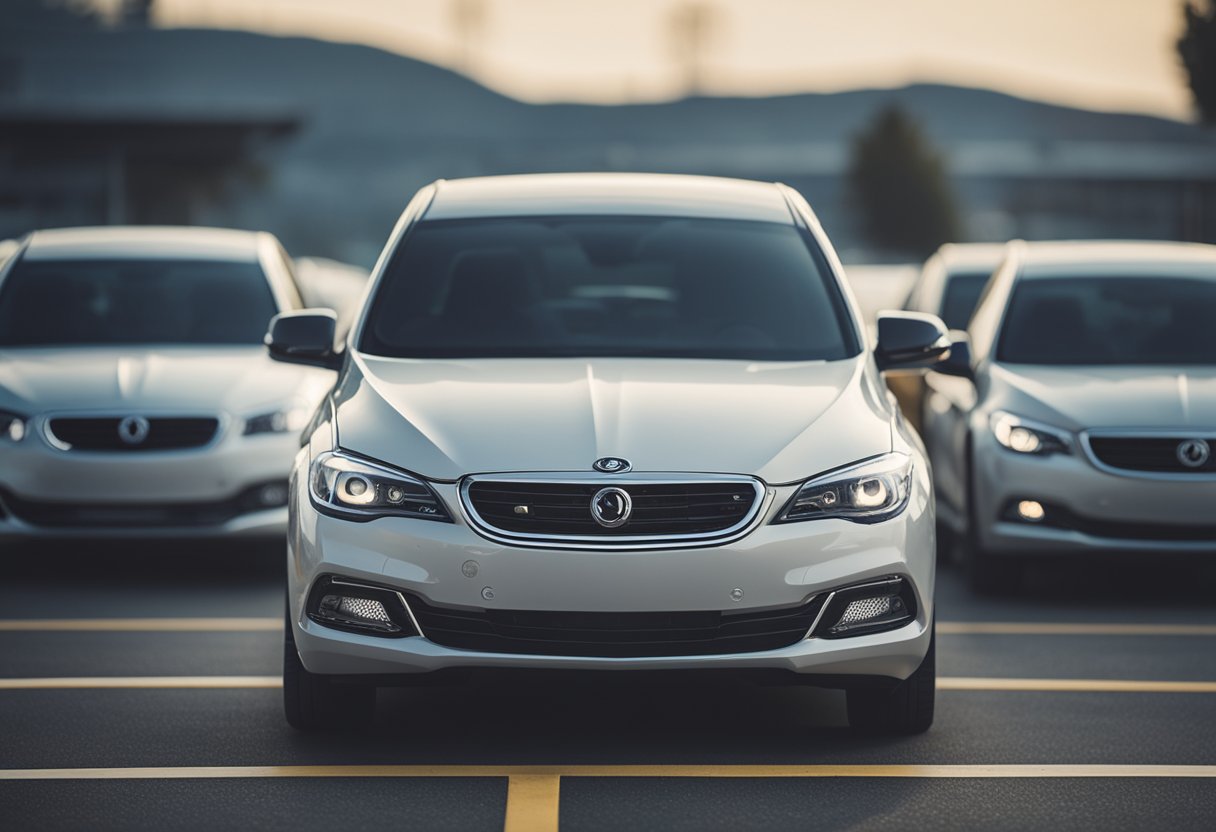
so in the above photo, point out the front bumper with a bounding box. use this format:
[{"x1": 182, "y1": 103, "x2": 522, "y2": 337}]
[
  {"x1": 0, "y1": 424, "x2": 298, "y2": 540},
  {"x1": 288, "y1": 467, "x2": 937, "y2": 681},
  {"x1": 973, "y1": 430, "x2": 1216, "y2": 556}
]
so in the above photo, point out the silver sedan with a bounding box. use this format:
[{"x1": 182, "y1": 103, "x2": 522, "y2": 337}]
[{"x1": 922, "y1": 240, "x2": 1216, "y2": 591}]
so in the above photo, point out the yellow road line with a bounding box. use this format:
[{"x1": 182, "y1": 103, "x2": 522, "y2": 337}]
[
  {"x1": 0, "y1": 618, "x2": 281, "y2": 633},
  {"x1": 938, "y1": 622, "x2": 1216, "y2": 637},
  {"x1": 503, "y1": 774, "x2": 560, "y2": 832},
  {"x1": 2, "y1": 764, "x2": 1216, "y2": 781},
  {"x1": 3, "y1": 676, "x2": 1215, "y2": 693},
  {"x1": 0, "y1": 676, "x2": 281, "y2": 690},
  {"x1": 939, "y1": 677, "x2": 1216, "y2": 693}
]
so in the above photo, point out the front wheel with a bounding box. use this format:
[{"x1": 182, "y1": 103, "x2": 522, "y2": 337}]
[
  {"x1": 846, "y1": 623, "x2": 935, "y2": 735},
  {"x1": 283, "y1": 607, "x2": 376, "y2": 730}
]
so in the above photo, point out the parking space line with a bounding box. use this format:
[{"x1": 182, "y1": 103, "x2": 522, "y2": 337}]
[
  {"x1": 939, "y1": 677, "x2": 1216, "y2": 693},
  {"x1": 939, "y1": 622, "x2": 1216, "y2": 636},
  {"x1": 0, "y1": 618, "x2": 281, "y2": 632},
  {"x1": 3, "y1": 676, "x2": 1216, "y2": 692},
  {"x1": 503, "y1": 774, "x2": 560, "y2": 832},
  {"x1": 2, "y1": 764, "x2": 1216, "y2": 780},
  {"x1": 0, "y1": 676, "x2": 281, "y2": 690}
]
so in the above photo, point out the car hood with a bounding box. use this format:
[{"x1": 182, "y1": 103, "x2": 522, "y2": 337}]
[
  {"x1": 334, "y1": 355, "x2": 893, "y2": 483},
  {"x1": 0, "y1": 346, "x2": 334, "y2": 416},
  {"x1": 994, "y1": 364, "x2": 1216, "y2": 429}
]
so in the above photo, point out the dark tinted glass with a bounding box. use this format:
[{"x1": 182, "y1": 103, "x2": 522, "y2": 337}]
[
  {"x1": 361, "y1": 217, "x2": 855, "y2": 360},
  {"x1": 998, "y1": 276, "x2": 1216, "y2": 365},
  {"x1": 0, "y1": 258, "x2": 278, "y2": 347},
  {"x1": 939, "y1": 271, "x2": 989, "y2": 330}
]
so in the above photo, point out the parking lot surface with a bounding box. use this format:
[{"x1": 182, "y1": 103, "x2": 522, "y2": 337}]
[{"x1": 2, "y1": 544, "x2": 1215, "y2": 831}]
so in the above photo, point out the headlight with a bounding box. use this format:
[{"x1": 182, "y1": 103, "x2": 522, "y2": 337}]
[
  {"x1": 777, "y1": 453, "x2": 912, "y2": 523},
  {"x1": 0, "y1": 410, "x2": 26, "y2": 443},
  {"x1": 990, "y1": 411, "x2": 1070, "y2": 456},
  {"x1": 309, "y1": 450, "x2": 450, "y2": 522},
  {"x1": 244, "y1": 405, "x2": 311, "y2": 436}
]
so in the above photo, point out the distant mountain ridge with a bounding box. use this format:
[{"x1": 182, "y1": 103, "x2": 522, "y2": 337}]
[{"x1": 4, "y1": 14, "x2": 1211, "y2": 261}]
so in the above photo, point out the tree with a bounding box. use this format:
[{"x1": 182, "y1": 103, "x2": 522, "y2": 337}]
[
  {"x1": 1180, "y1": 1, "x2": 1216, "y2": 123},
  {"x1": 846, "y1": 105, "x2": 961, "y2": 257}
]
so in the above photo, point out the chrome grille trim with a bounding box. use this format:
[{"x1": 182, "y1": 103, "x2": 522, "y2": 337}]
[
  {"x1": 1080, "y1": 428, "x2": 1216, "y2": 481},
  {"x1": 459, "y1": 472, "x2": 770, "y2": 550}
]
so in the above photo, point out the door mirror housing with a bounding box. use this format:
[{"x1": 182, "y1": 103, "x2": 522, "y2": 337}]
[
  {"x1": 934, "y1": 331, "x2": 974, "y2": 380},
  {"x1": 266, "y1": 309, "x2": 342, "y2": 370},
  {"x1": 875, "y1": 311, "x2": 950, "y2": 371}
]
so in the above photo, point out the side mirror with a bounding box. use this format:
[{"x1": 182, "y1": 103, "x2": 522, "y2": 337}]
[
  {"x1": 934, "y1": 331, "x2": 974, "y2": 380},
  {"x1": 875, "y1": 311, "x2": 950, "y2": 371},
  {"x1": 265, "y1": 309, "x2": 342, "y2": 371}
]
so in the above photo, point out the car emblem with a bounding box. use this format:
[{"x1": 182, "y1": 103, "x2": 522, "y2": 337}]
[
  {"x1": 1176, "y1": 438, "x2": 1210, "y2": 469},
  {"x1": 593, "y1": 457, "x2": 632, "y2": 474},
  {"x1": 590, "y1": 486, "x2": 633, "y2": 528},
  {"x1": 117, "y1": 415, "x2": 151, "y2": 445}
]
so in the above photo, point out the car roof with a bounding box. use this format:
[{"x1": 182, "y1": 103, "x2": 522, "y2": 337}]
[
  {"x1": 21, "y1": 226, "x2": 263, "y2": 263},
  {"x1": 423, "y1": 173, "x2": 795, "y2": 223},
  {"x1": 1012, "y1": 240, "x2": 1216, "y2": 276},
  {"x1": 935, "y1": 242, "x2": 1008, "y2": 271}
]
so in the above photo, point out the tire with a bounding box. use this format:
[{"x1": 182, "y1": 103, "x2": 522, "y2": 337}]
[
  {"x1": 846, "y1": 623, "x2": 936, "y2": 735},
  {"x1": 283, "y1": 605, "x2": 376, "y2": 730}
]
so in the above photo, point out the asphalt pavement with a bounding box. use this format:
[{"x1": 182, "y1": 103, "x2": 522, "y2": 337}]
[{"x1": 2, "y1": 543, "x2": 1215, "y2": 831}]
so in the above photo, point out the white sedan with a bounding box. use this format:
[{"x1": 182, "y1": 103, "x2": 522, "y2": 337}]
[{"x1": 0, "y1": 226, "x2": 335, "y2": 540}]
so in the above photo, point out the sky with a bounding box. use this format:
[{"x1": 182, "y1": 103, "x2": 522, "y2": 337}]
[{"x1": 132, "y1": 0, "x2": 1193, "y2": 119}]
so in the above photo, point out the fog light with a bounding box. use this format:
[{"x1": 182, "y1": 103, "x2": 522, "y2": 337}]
[
  {"x1": 258, "y1": 483, "x2": 288, "y2": 507},
  {"x1": 317, "y1": 593, "x2": 400, "y2": 633},
  {"x1": 1016, "y1": 500, "x2": 1045, "y2": 522},
  {"x1": 814, "y1": 575, "x2": 916, "y2": 639}
]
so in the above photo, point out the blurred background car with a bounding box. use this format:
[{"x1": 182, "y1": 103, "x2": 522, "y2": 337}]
[
  {"x1": 921, "y1": 240, "x2": 1216, "y2": 591},
  {"x1": 292, "y1": 256, "x2": 370, "y2": 341},
  {"x1": 0, "y1": 226, "x2": 336, "y2": 542},
  {"x1": 887, "y1": 243, "x2": 1007, "y2": 432}
]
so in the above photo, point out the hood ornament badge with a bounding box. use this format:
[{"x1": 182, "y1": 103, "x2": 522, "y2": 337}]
[
  {"x1": 593, "y1": 457, "x2": 631, "y2": 474},
  {"x1": 591, "y1": 486, "x2": 633, "y2": 528},
  {"x1": 1177, "y1": 438, "x2": 1210, "y2": 469},
  {"x1": 118, "y1": 415, "x2": 151, "y2": 445}
]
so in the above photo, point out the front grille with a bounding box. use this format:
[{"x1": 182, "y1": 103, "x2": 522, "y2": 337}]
[
  {"x1": 47, "y1": 417, "x2": 220, "y2": 451},
  {"x1": 0, "y1": 481, "x2": 286, "y2": 528},
  {"x1": 1087, "y1": 436, "x2": 1216, "y2": 473},
  {"x1": 464, "y1": 478, "x2": 763, "y2": 544},
  {"x1": 404, "y1": 593, "x2": 826, "y2": 658}
]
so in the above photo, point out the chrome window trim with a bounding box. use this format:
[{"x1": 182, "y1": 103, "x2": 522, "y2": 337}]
[
  {"x1": 459, "y1": 472, "x2": 770, "y2": 550},
  {"x1": 39, "y1": 411, "x2": 230, "y2": 454},
  {"x1": 1080, "y1": 427, "x2": 1216, "y2": 482}
]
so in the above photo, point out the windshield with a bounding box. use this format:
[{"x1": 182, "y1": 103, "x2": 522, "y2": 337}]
[
  {"x1": 998, "y1": 276, "x2": 1216, "y2": 365},
  {"x1": 939, "y1": 271, "x2": 989, "y2": 330},
  {"x1": 0, "y1": 258, "x2": 279, "y2": 347},
  {"x1": 360, "y1": 217, "x2": 856, "y2": 361}
]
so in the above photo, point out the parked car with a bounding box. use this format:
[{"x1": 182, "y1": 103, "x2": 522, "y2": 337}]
[
  {"x1": 921, "y1": 240, "x2": 1216, "y2": 591},
  {"x1": 271, "y1": 173, "x2": 949, "y2": 733},
  {"x1": 888, "y1": 243, "x2": 1006, "y2": 433},
  {"x1": 0, "y1": 226, "x2": 335, "y2": 541}
]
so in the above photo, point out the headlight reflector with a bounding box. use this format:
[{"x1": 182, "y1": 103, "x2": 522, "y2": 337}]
[
  {"x1": 990, "y1": 411, "x2": 1070, "y2": 456},
  {"x1": 309, "y1": 450, "x2": 450, "y2": 522},
  {"x1": 778, "y1": 453, "x2": 912, "y2": 523}
]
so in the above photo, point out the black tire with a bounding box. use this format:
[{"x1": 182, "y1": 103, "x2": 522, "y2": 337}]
[
  {"x1": 846, "y1": 623, "x2": 936, "y2": 735},
  {"x1": 283, "y1": 606, "x2": 376, "y2": 730}
]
